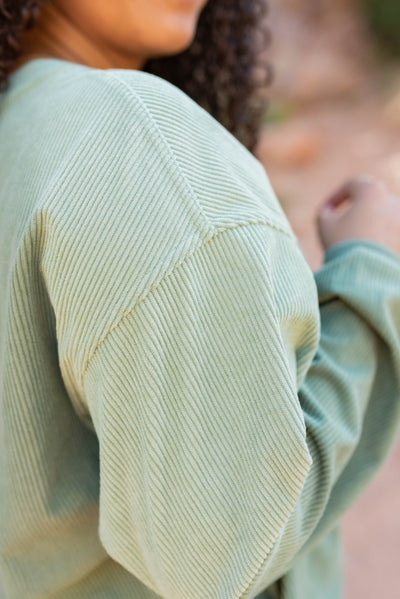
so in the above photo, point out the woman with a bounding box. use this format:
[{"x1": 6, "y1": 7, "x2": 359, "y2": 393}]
[{"x1": 0, "y1": 2, "x2": 399, "y2": 598}]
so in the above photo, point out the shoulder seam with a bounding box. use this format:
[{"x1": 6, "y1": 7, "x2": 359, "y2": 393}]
[
  {"x1": 81, "y1": 220, "x2": 291, "y2": 383},
  {"x1": 104, "y1": 71, "x2": 295, "y2": 241},
  {"x1": 103, "y1": 72, "x2": 295, "y2": 241},
  {"x1": 104, "y1": 70, "x2": 216, "y2": 234}
]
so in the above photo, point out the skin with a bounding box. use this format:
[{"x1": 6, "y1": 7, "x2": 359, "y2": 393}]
[
  {"x1": 12, "y1": 0, "x2": 400, "y2": 256},
  {"x1": 12, "y1": 0, "x2": 209, "y2": 72},
  {"x1": 319, "y1": 177, "x2": 400, "y2": 255}
]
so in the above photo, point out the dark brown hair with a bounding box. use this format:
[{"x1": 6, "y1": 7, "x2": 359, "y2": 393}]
[{"x1": 0, "y1": 0, "x2": 272, "y2": 153}]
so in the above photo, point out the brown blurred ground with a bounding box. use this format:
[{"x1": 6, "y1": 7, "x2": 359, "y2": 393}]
[{"x1": 257, "y1": 1, "x2": 400, "y2": 596}]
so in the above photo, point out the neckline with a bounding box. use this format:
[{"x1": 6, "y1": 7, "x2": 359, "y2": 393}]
[
  {"x1": 4, "y1": 57, "x2": 151, "y2": 102},
  {"x1": 10, "y1": 56, "x2": 83, "y2": 78},
  {"x1": 5, "y1": 57, "x2": 93, "y2": 97}
]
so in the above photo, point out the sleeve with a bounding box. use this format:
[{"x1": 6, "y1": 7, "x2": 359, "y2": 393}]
[
  {"x1": 251, "y1": 240, "x2": 400, "y2": 596},
  {"x1": 81, "y1": 225, "x2": 400, "y2": 599},
  {"x1": 82, "y1": 223, "x2": 314, "y2": 599},
  {"x1": 283, "y1": 241, "x2": 400, "y2": 559}
]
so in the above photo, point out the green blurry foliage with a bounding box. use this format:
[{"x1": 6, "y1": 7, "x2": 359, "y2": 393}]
[
  {"x1": 363, "y1": 0, "x2": 400, "y2": 56},
  {"x1": 262, "y1": 101, "x2": 294, "y2": 125}
]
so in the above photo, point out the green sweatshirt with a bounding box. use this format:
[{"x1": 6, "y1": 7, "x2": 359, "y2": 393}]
[{"x1": 0, "y1": 58, "x2": 399, "y2": 599}]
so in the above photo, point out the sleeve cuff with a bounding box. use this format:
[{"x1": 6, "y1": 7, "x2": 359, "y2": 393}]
[
  {"x1": 315, "y1": 239, "x2": 400, "y2": 307},
  {"x1": 323, "y1": 239, "x2": 400, "y2": 267}
]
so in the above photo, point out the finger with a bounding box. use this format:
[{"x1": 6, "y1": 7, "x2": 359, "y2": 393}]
[
  {"x1": 320, "y1": 175, "x2": 386, "y2": 215},
  {"x1": 321, "y1": 179, "x2": 356, "y2": 211},
  {"x1": 348, "y1": 174, "x2": 387, "y2": 199}
]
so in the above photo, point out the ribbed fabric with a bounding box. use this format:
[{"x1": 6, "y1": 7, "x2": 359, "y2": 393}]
[{"x1": 0, "y1": 58, "x2": 399, "y2": 599}]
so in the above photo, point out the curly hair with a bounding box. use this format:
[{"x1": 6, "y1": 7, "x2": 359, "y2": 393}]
[{"x1": 0, "y1": 0, "x2": 272, "y2": 153}]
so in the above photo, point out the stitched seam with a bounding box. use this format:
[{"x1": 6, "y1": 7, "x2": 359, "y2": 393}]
[
  {"x1": 81, "y1": 220, "x2": 296, "y2": 382},
  {"x1": 105, "y1": 70, "x2": 216, "y2": 235},
  {"x1": 105, "y1": 71, "x2": 296, "y2": 240}
]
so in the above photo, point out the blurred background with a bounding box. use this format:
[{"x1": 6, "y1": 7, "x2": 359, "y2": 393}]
[{"x1": 255, "y1": 1, "x2": 400, "y2": 597}]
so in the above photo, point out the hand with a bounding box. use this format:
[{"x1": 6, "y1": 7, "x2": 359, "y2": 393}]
[{"x1": 317, "y1": 176, "x2": 400, "y2": 255}]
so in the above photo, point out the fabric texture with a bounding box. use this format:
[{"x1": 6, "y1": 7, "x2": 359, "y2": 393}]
[{"x1": 0, "y1": 58, "x2": 399, "y2": 599}]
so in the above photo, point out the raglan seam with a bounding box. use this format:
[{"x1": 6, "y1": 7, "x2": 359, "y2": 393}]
[
  {"x1": 104, "y1": 70, "x2": 296, "y2": 241},
  {"x1": 104, "y1": 69, "x2": 216, "y2": 236}
]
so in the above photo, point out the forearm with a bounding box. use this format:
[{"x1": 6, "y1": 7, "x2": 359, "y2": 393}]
[
  {"x1": 299, "y1": 241, "x2": 400, "y2": 549},
  {"x1": 249, "y1": 241, "x2": 400, "y2": 596}
]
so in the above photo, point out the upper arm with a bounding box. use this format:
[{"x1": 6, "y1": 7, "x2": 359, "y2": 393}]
[{"x1": 82, "y1": 223, "x2": 314, "y2": 599}]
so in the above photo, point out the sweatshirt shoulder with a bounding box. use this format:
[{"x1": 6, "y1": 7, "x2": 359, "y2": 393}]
[
  {"x1": 107, "y1": 67, "x2": 294, "y2": 236},
  {"x1": 57, "y1": 63, "x2": 293, "y2": 237},
  {"x1": 11, "y1": 59, "x2": 293, "y2": 238}
]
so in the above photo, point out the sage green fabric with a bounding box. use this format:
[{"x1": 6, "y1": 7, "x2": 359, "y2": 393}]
[{"x1": 0, "y1": 58, "x2": 399, "y2": 599}]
